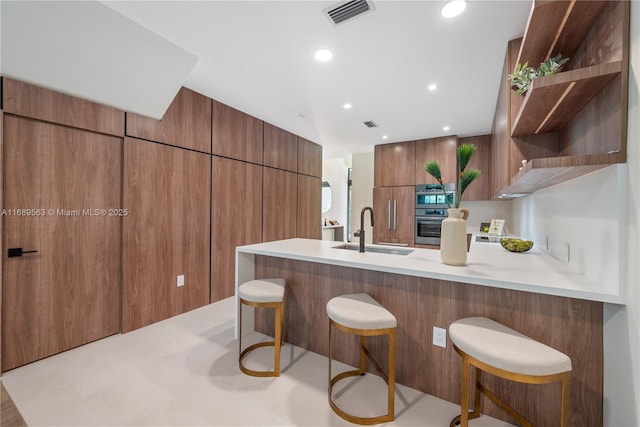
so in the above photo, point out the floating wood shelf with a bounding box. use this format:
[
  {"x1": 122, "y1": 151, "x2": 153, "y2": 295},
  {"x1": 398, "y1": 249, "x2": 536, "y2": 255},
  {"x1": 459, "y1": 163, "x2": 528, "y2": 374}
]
[
  {"x1": 515, "y1": 0, "x2": 609, "y2": 69},
  {"x1": 511, "y1": 61, "x2": 622, "y2": 137},
  {"x1": 496, "y1": 151, "x2": 625, "y2": 197}
]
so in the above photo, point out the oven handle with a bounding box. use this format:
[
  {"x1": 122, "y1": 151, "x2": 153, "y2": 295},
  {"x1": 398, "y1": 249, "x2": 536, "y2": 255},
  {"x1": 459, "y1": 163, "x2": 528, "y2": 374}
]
[{"x1": 387, "y1": 200, "x2": 391, "y2": 230}]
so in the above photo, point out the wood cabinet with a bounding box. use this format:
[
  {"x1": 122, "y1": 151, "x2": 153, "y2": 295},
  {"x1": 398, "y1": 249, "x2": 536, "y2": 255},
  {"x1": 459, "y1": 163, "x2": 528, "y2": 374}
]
[
  {"x1": 297, "y1": 137, "x2": 322, "y2": 177},
  {"x1": 460, "y1": 135, "x2": 491, "y2": 201},
  {"x1": 122, "y1": 138, "x2": 210, "y2": 332},
  {"x1": 297, "y1": 174, "x2": 322, "y2": 239},
  {"x1": 126, "y1": 87, "x2": 212, "y2": 153},
  {"x1": 2, "y1": 77, "x2": 124, "y2": 136},
  {"x1": 414, "y1": 136, "x2": 458, "y2": 185},
  {"x1": 372, "y1": 186, "x2": 414, "y2": 246},
  {"x1": 211, "y1": 156, "x2": 262, "y2": 302},
  {"x1": 264, "y1": 123, "x2": 297, "y2": 172},
  {"x1": 212, "y1": 101, "x2": 263, "y2": 164},
  {"x1": 374, "y1": 141, "x2": 415, "y2": 187},
  {"x1": 491, "y1": 1, "x2": 628, "y2": 198},
  {"x1": 263, "y1": 167, "x2": 297, "y2": 242}
]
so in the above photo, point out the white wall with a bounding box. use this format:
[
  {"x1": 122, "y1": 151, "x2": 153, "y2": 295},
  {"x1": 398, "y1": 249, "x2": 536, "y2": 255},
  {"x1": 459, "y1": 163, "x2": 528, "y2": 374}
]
[
  {"x1": 510, "y1": 4, "x2": 640, "y2": 424},
  {"x1": 462, "y1": 200, "x2": 512, "y2": 231},
  {"x1": 322, "y1": 158, "x2": 350, "y2": 229},
  {"x1": 351, "y1": 152, "x2": 374, "y2": 243}
]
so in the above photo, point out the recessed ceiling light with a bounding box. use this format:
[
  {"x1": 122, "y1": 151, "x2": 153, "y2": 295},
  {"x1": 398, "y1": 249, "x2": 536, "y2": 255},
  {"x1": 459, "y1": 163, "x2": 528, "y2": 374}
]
[
  {"x1": 315, "y1": 48, "x2": 333, "y2": 61},
  {"x1": 382, "y1": 135, "x2": 388, "y2": 140},
  {"x1": 427, "y1": 83, "x2": 438, "y2": 91},
  {"x1": 343, "y1": 103, "x2": 353, "y2": 110},
  {"x1": 441, "y1": 0, "x2": 467, "y2": 18},
  {"x1": 443, "y1": 126, "x2": 450, "y2": 131}
]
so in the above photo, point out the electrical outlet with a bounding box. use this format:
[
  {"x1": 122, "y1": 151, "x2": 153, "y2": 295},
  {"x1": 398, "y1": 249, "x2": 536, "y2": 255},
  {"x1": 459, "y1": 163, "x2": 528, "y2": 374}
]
[
  {"x1": 433, "y1": 326, "x2": 446, "y2": 348},
  {"x1": 177, "y1": 275, "x2": 184, "y2": 287}
]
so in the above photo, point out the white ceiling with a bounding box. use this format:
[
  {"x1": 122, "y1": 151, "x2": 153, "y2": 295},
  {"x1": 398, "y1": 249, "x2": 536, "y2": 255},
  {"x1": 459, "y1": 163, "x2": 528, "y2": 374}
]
[{"x1": 2, "y1": 1, "x2": 532, "y2": 159}]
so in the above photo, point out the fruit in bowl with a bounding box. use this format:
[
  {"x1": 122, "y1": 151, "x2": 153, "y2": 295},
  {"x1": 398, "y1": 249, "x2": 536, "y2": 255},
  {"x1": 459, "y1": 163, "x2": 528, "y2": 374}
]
[{"x1": 500, "y1": 238, "x2": 533, "y2": 253}]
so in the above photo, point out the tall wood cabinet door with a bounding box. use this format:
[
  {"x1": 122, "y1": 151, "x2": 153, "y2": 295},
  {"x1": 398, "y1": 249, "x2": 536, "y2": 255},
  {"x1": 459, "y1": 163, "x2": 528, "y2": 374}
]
[
  {"x1": 392, "y1": 186, "x2": 415, "y2": 246},
  {"x1": 415, "y1": 136, "x2": 458, "y2": 185},
  {"x1": 374, "y1": 142, "x2": 415, "y2": 187},
  {"x1": 126, "y1": 87, "x2": 212, "y2": 153},
  {"x1": 2, "y1": 116, "x2": 121, "y2": 371},
  {"x1": 297, "y1": 175, "x2": 321, "y2": 239},
  {"x1": 212, "y1": 101, "x2": 263, "y2": 164},
  {"x1": 264, "y1": 123, "x2": 297, "y2": 172},
  {"x1": 297, "y1": 138, "x2": 322, "y2": 177},
  {"x1": 123, "y1": 138, "x2": 210, "y2": 332},
  {"x1": 263, "y1": 167, "x2": 297, "y2": 242},
  {"x1": 460, "y1": 135, "x2": 491, "y2": 201},
  {"x1": 212, "y1": 157, "x2": 262, "y2": 301},
  {"x1": 372, "y1": 187, "x2": 394, "y2": 243}
]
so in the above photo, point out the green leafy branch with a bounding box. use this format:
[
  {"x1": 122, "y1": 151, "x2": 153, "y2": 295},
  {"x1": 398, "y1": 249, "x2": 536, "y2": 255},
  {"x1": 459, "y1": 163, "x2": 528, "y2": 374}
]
[
  {"x1": 423, "y1": 143, "x2": 481, "y2": 208},
  {"x1": 508, "y1": 54, "x2": 570, "y2": 95}
]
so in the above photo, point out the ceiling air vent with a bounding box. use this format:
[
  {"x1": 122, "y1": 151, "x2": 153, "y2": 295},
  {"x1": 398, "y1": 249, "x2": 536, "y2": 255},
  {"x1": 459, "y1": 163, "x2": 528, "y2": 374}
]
[
  {"x1": 363, "y1": 120, "x2": 379, "y2": 128},
  {"x1": 324, "y1": 0, "x2": 375, "y2": 25}
]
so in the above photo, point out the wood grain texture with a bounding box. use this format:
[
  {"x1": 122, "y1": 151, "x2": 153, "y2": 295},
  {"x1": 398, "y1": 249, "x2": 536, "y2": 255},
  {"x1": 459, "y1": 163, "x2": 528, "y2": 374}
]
[
  {"x1": 211, "y1": 156, "x2": 262, "y2": 302},
  {"x1": 126, "y1": 87, "x2": 212, "y2": 153},
  {"x1": 414, "y1": 136, "x2": 458, "y2": 185},
  {"x1": 2, "y1": 77, "x2": 124, "y2": 136},
  {"x1": 255, "y1": 256, "x2": 603, "y2": 426},
  {"x1": 2, "y1": 116, "x2": 121, "y2": 371},
  {"x1": 262, "y1": 167, "x2": 297, "y2": 242},
  {"x1": 122, "y1": 138, "x2": 210, "y2": 332},
  {"x1": 297, "y1": 175, "x2": 321, "y2": 239},
  {"x1": 374, "y1": 142, "x2": 416, "y2": 187},
  {"x1": 263, "y1": 123, "x2": 297, "y2": 172},
  {"x1": 372, "y1": 186, "x2": 414, "y2": 246},
  {"x1": 212, "y1": 101, "x2": 263, "y2": 164},
  {"x1": 372, "y1": 187, "x2": 394, "y2": 243},
  {"x1": 297, "y1": 138, "x2": 323, "y2": 178},
  {"x1": 570, "y1": 1, "x2": 625, "y2": 69},
  {"x1": 392, "y1": 186, "x2": 415, "y2": 246},
  {"x1": 459, "y1": 135, "x2": 491, "y2": 201}
]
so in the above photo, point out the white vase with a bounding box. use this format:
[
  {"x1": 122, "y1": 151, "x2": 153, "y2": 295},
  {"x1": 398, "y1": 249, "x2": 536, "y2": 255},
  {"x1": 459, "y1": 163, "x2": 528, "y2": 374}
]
[{"x1": 440, "y1": 208, "x2": 469, "y2": 266}]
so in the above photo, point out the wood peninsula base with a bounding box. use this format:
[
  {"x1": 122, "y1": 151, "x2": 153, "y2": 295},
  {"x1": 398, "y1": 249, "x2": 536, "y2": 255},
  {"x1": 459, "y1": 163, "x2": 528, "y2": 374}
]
[{"x1": 253, "y1": 255, "x2": 602, "y2": 426}]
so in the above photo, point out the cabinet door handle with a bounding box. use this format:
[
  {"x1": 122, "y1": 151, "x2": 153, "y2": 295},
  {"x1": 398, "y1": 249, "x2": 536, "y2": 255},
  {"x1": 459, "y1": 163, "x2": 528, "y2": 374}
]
[
  {"x1": 387, "y1": 200, "x2": 391, "y2": 230},
  {"x1": 393, "y1": 200, "x2": 397, "y2": 230},
  {"x1": 8, "y1": 247, "x2": 38, "y2": 258}
]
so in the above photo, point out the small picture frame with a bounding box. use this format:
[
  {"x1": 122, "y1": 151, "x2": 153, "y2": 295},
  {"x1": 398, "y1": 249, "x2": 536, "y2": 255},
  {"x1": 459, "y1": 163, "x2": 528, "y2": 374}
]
[{"x1": 489, "y1": 219, "x2": 505, "y2": 236}]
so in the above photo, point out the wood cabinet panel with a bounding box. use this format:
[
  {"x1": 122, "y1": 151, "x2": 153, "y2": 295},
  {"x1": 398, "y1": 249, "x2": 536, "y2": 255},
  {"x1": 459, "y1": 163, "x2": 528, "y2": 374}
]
[
  {"x1": 459, "y1": 135, "x2": 491, "y2": 201},
  {"x1": 2, "y1": 77, "x2": 124, "y2": 136},
  {"x1": 263, "y1": 123, "x2": 297, "y2": 172},
  {"x1": 2, "y1": 116, "x2": 121, "y2": 371},
  {"x1": 414, "y1": 136, "x2": 458, "y2": 185},
  {"x1": 262, "y1": 167, "x2": 297, "y2": 242},
  {"x1": 211, "y1": 156, "x2": 262, "y2": 302},
  {"x1": 255, "y1": 256, "x2": 603, "y2": 426},
  {"x1": 126, "y1": 87, "x2": 212, "y2": 153},
  {"x1": 123, "y1": 138, "x2": 210, "y2": 332},
  {"x1": 297, "y1": 175, "x2": 321, "y2": 239},
  {"x1": 297, "y1": 137, "x2": 322, "y2": 177},
  {"x1": 372, "y1": 186, "x2": 414, "y2": 246},
  {"x1": 374, "y1": 141, "x2": 415, "y2": 187},
  {"x1": 212, "y1": 101, "x2": 263, "y2": 164}
]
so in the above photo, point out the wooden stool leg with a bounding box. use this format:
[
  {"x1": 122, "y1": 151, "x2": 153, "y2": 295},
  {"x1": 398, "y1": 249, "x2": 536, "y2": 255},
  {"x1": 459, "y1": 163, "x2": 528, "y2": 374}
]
[
  {"x1": 561, "y1": 374, "x2": 571, "y2": 427},
  {"x1": 274, "y1": 301, "x2": 283, "y2": 376},
  {"x1": 471, "y1": 367, "x2": 482, "y2": 419},
  {"x1": 460, "y1": 358, "x2": 471, "y2": 427},
  {"x1": 388, "y1": 329, "x2": 396, "y2": 420},
  {"x1": 359, "y1": 336, "x2": 366, "y2": 374},
  {"x1": 328, "y1": 319, "x2": 333, "y2": 400}
]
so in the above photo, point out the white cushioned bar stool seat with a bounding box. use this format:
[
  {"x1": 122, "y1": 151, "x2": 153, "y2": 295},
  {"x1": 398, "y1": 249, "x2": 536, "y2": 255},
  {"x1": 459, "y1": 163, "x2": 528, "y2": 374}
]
[
  {"x1": 238, "y1": 278, "x2": 285, "y2": 377},
  {"x1": 326, "y1": 293, "x2": 397, "y2": 425},
  {"x1": 448, "y1": 316, "x2": 572, "y2": 427}
]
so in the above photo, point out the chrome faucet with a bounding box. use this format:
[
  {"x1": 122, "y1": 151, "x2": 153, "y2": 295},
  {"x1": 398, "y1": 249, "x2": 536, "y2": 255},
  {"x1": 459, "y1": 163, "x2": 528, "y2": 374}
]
[{"x1": 354, "y1": 207, "x2": 375, "y2": 253}]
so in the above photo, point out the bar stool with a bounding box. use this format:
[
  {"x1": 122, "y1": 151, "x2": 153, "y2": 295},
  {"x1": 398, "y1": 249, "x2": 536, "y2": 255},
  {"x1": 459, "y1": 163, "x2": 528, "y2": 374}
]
[
  {"x1": 238, "y1": 278, "x2": 285, "y2": 377},
  {"x1": 326, "y1": 293, "x2": 397, "y2": 425},
  {"x1": 449, "y1": 317, "x2": 572, "y2": 427}
]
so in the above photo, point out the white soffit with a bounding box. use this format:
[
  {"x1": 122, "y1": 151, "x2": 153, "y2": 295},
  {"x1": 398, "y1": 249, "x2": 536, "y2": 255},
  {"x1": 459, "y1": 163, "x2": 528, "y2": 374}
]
[{"x1": 0, "y1": 1, "x2": 198, "y2": 119}]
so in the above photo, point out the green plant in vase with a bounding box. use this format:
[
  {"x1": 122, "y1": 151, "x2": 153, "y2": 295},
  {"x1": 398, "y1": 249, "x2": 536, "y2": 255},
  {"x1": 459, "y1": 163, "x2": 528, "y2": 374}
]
[
  {"x1": 423, "y1": 143, "x2": 481, "y2": 208},
  {"x1": 508, "y1": 54, "x2": 570, "y2": 95}
]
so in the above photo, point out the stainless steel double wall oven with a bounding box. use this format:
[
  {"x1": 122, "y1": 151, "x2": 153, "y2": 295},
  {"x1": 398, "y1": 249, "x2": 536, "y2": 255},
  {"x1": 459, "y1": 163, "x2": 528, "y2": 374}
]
[{"x1": 415, "y1": 183, "x2": 455, "y2": 245}]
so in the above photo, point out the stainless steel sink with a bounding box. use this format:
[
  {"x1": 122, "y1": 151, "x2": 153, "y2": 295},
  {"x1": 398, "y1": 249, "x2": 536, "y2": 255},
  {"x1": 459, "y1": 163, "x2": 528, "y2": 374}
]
[{"x1": 332, "y1": 243, "x2": 414, "y2": 256}]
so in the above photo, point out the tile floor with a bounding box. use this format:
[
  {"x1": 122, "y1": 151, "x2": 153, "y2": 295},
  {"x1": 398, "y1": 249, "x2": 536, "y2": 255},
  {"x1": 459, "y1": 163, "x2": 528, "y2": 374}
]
[{"x1": 1, "y1": 297, "x2": 513, "y2": 426}]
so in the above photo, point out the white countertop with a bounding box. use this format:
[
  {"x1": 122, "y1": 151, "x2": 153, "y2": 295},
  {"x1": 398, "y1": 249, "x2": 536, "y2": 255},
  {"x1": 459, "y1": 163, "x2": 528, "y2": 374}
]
[{"x1": 236, "y1": 237, "x2": 624, "y2": 304}]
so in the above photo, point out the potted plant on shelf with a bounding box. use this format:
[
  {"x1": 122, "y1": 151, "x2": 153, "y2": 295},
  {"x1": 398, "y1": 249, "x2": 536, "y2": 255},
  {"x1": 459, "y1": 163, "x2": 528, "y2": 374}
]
[
  {"x1": 508, "y1": 54, "x2": 570, "y2": 95},
  {"x1": 424, "y1": 143, "x2": 481, "y2": 266}
]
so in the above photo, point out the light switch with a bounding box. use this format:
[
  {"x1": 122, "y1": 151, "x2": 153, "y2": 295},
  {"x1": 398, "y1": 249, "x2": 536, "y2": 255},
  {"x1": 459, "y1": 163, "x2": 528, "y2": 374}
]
[{"x1": 177, "y1": 275, "x2": 185, "y2": 287}]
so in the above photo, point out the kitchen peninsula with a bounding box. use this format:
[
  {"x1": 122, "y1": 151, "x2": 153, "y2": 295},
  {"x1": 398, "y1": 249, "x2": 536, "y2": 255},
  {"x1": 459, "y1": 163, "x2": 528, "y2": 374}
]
[{"x1": 236, "y1": 238, "x2": 616, "y2": 426}]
